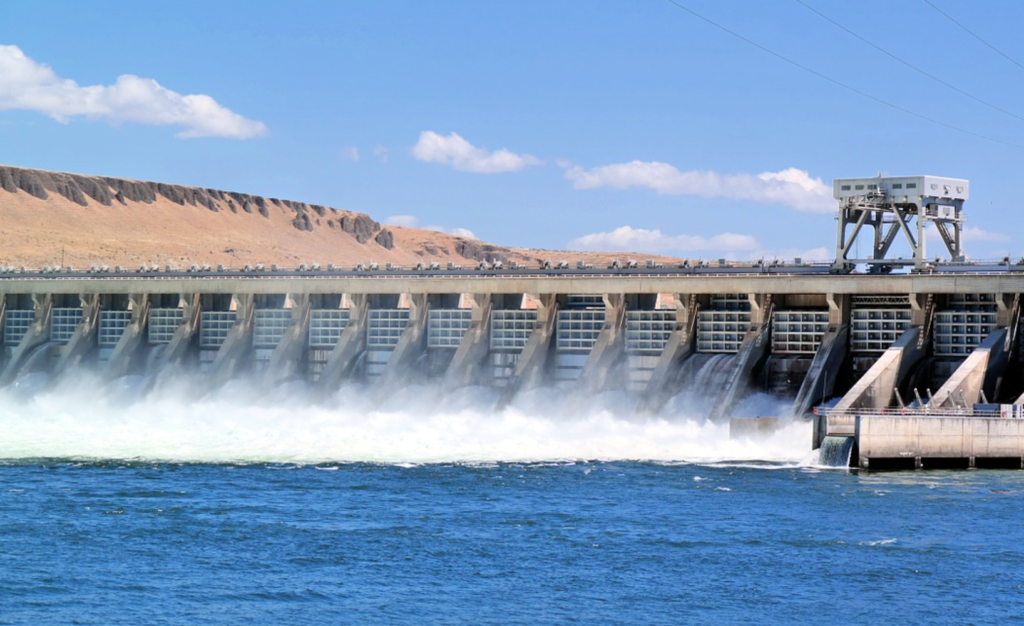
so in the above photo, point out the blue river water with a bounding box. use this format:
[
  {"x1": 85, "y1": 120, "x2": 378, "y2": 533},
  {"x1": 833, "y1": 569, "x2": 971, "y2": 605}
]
[
  {"x1": 2, "y1": 374, "x2": 1024, "y2": 624},
  {"x1": 3, "y1": 460, "x2": 1024, "y2": 625}
]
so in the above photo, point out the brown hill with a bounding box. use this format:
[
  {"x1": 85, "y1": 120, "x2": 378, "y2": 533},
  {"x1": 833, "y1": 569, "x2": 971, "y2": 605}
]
[{"x1": 0, "y1": 165, "x2": 681, "y2": 270}]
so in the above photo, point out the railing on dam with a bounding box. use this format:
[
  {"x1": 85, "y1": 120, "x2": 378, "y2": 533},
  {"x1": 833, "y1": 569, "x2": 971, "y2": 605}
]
[
  {"x1": 3, "y1": 255, "x2": 1024, "y2": 280},
  {"x1": 815, "y1": 406, "x2": 1021, "y2": 419}
]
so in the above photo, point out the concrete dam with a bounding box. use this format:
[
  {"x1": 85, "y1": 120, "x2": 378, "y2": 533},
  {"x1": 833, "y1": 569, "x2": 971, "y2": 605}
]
[{"x1": 4, "y1": 173, "x2": 1024, "y2": 469}]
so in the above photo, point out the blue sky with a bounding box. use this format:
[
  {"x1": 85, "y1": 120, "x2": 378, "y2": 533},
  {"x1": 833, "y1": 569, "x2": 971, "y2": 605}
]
[{"x1": 2, "y1": 0, "x2": 1023, "y2": 262}]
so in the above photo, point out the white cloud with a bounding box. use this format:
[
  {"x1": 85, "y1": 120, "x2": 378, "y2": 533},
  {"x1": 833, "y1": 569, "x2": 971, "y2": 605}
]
[
  {"x1": 342, "y1": 146, "x2": 360, "y2": 161},
  {"x1": 412, "y1": 130, "x2": 542, "y2": 174},
  {"x1": 923, "y1": 224, "x2": 1012, "y2": 260},
  {"x1": 564, "y1": 161, "x2": 833, "y2": 213},
  {"x1": 569, "y1": 226, "x2": 832, "y2": 261},
  {"x1": 427, "y1": 225, "x2": 477, "y2": 239},
  {"x1": 384, "y1": 214, "x2": 477, "y2": 239},
  {"x1": 569, "y1": 225, "x2": 759, "y2": 254},
  {"x1": 0, "y1": 45, "x2": 267, "y2": 139},
  {"x1": 373, "y1": 145, "x2": 389, "y2": 163},
  {"x1": 925, "y1": 225, "x2": 1011, "y2": 246},
  {"x1": 962, "y1": 226, "x2": 1011, "y2": 243}
]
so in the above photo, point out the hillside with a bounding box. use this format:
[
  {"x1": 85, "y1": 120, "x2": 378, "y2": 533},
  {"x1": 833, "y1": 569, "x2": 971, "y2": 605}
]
[{"x1": 0, "y1": 165, "x2": 680, "y2": 270}]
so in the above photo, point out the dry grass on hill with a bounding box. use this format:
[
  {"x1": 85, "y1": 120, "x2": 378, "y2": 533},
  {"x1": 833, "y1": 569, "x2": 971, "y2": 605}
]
[{"x1": 0, "y1": 165, "x2": 682, "y2": 270}]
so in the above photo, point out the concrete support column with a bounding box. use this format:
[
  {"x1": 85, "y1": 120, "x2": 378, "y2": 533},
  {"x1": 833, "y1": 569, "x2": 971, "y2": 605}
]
[
  {"x1": 748, "y1": 293, "x2": 772, "y2": 327},
  {"x1": 707, "y1": 293, "x2": 773, "y2": 422},
  {"x1": 792, "y1": 293, "x2": 850, "y2": 417},
  {"x1": 792, "y1": 326, "x2": 849, "y2": 418},
  {"x1": 497, "y1": 293, "x2": 558, "y2": 408},
  {"x1": 157, "y1": 293, "x2": 201, "y2": 370},
  {"x1": 208, "y1": 293, "x2": 255, "y2": 386},
  {"x1": 443, "y1": 293, "x2": 493, "y2": 391},
  {"x1": 317, "y1": 294, "x2": 369, "y2": 394},
  {"x1": 376, "y1": 293, "x2": 429, "y2": 391},
  {"x1": 106, "y1": 293, "x2": 151, "y2": 379},
  {"x1": 832, "y1": 326, "x2": 926, "y2": 411},
  {"x1": 932, "y1": 328, "x2": 1008, "y2": 408},
  {"x1": 577, "y1": 293, "x2": 626, "y2": 393},
  {"x1": 0, "y1": 294, "x2": 52, "y2": 386},
  {"x1": 637, "y1": 294, "x2": 696, "y2": 414},
  {"x1": 910, "y1": 293, "x2": 928, "y2": 326},
  {"x1": 996, "y1": 293, "x2": 1016, "y2": 327},
  {"x1": 266, "y1": 293, "x2": 312, "y2": 384},
  {"x1": 54, "y1": 294, "x2": 100, "y2": 375},
  {"x1": 827, "y1": 293, "x2": 850, "y2": 326}
]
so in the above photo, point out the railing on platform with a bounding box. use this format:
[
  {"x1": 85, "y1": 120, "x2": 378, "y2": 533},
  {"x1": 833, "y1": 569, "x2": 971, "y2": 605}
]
[{"x1": 814, "y1": 406, "x2": 1019, "y2": 419}]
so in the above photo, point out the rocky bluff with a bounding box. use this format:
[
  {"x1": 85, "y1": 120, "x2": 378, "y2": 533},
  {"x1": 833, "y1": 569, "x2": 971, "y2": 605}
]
[{"x1": 0, "y1": 165, "x2": 394, "y2": 249}]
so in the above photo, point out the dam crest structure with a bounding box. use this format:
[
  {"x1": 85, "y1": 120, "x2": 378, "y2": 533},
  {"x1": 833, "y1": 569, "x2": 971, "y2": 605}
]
[{"x1": 4, "y1": 173, "x2": 1024, "y2": 469}]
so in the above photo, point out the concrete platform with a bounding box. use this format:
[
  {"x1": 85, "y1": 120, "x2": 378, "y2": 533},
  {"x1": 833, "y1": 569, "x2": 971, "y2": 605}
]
[{"x1": 845, "y1": 415, "x2": 1024, "y2": 469}]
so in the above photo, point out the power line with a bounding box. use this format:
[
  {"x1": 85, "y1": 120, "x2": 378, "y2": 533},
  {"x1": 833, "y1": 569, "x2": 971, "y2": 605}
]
[
  {"x1": 923, "y1": 0, "x2": 1024, "y2": 74},
  {"x1": 660, "y1": 0, "x2": 1024, "y2": 150},
  {"x1": 796, "y1": 0, "x2": 1024, "y2": 126}
]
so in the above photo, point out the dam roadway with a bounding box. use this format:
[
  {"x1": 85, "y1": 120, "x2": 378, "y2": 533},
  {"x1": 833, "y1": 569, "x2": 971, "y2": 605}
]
[
  {"x1": 2, "y1": 266, "x2": 1024, "y2": 295},
  {"x1": 4, "y1": 265, "x2": 1024, "y2": 469}
]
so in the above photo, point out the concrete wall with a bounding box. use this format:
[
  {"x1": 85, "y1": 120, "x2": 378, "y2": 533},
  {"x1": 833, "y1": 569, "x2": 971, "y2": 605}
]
[{"x1": 857, "y1": 415, "x2": 1024, "y2": 466}]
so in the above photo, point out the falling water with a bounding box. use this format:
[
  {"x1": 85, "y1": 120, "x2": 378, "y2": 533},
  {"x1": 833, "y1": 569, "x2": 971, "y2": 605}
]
[
  {"x1": 0, "y1": 367, "x2": 812, "y2": 464},
  {"x1": 817, "y1": 435, "x2": 855, "y2": 467}
]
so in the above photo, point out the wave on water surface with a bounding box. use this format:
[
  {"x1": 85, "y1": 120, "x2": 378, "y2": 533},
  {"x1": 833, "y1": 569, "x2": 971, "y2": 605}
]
[{"x1": 0, "y1": 370, "x2": 811, "y2": 465}]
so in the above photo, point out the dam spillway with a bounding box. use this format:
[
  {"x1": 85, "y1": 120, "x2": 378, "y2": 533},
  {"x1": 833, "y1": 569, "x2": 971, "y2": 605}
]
[{"x1": 2, "y1": 266, "x2": 1024, "y2": 434}]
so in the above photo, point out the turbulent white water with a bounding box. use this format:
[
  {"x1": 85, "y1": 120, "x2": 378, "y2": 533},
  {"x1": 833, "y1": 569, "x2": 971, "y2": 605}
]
[{"x1": 0, "y1": 371, "x2": 811, "y2": 464}]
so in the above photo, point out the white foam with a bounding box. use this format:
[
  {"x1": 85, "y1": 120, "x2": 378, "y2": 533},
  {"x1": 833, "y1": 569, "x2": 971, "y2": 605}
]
[
  {"x1": 860, "y1": 538, "x2": 897, "y2": 547},
  {"x1": 0, "y1": 371, "x2": 813, "y2": 464}
]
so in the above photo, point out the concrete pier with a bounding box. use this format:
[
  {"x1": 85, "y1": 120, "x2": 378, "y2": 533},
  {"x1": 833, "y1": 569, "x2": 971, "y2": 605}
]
[
  {"x1": 792, "y1": 325, "x2": 848, "y2": 417},
  {"x1": 0, "y1": 294, "x2": 51, "y2": 385},
  {"x1": 155, "y1": 293, "x2": 201, "y2": 370},
  {"x1": 55, "y1": 294, "x2": 100, "y2": 376},
  {"x1": 443, "y1": 294, "x2": 493, "y2": 390},
  {"x1": 577, "y1": 294, "x2": 626, "y2": 393},
  {"x1": 855, "y1": 414, "x2": 1024, "y2": 470},
  {"x1": 707, "y1": 294, "x2": 772, "y2": 422},
  {"x1": 497, "y1": 294, "x2": 558, "y2": 407},
  {"x1": 832, "y1": 327, "x2": 926, "y2": 412},
  {"x1": 377, "y1": 293, "x2": 429, "y2": 391},
  {"x1": 317, "y1": 294, "x2": 368, "y2": 392},
  {"x1": 265, "y1": 294, "x2": 311, "y2": 384},
  {"x1": 208, "y1": 294, "x2": 255, "y2": 387},
  {"x1": 929, "y1": 328, "x2": 1008, "y2": 408},
  {"x1": 636, "y1": 294, "x2": 696, "y2": 414},
  {"x1": 106, "y1": 293, "x2": 150, "y2": 379}
]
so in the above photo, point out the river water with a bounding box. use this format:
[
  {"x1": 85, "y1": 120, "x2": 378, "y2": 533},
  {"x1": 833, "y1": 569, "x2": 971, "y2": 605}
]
[{"x1": 2, "y1": 375, "x2": 1023, "y2": 624}]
